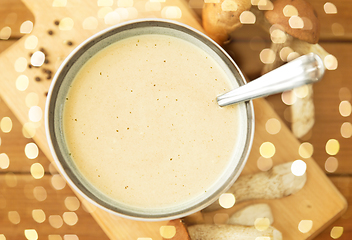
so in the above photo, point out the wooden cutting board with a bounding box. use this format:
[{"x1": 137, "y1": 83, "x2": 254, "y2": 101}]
[{"x1": 0, "y1": 0, "x2": 346, "y2": 239}]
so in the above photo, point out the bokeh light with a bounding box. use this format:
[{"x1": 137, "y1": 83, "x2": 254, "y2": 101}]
[
  {"x1": 30, "y1": 163, "x2": 45, "y2": 179},
  {"x1": 59, "y1": 17, "x2": 74, "y2": 30},
  {"x1": 159, "y1": 226, "x2": 176, "y2": 239},
  {"x1": 298, "y1": 220, "x2": 313, "y2": 233},
  {"x1": 298, "y1": 142, "x2": 314, "y2": 158},
  {"x1": 325, "y1": 157, "x2": 338, "y2": 173},
  {"x1": 325, "y1": 139, "x2": 340, "y2": 155},
  {"x1": 219, "y1": 193, "x2": 236, "y2": 209},
  {"x1": 239, "y1": 11, "x2": 256, "y2": 24},
  {"x1": 20, "y1": 21, "x2": 34, "y2": 34},
  {"x1": 0, "y1": 153, "x2": 10, "y2": 169},
  {"x1": 259, "y1": 142, "x2": 276, "y2": 158},
  {"x1": 25, "y1": 35, "x2": 38, "y2": 49},
  {"x1": 265, "y1": 118, "x2": 281, "y2": 134},
  {"x1": 324, "y1": 2, "x2": 337, "y2": 14},
  {"x1": 25, "y1": 142, "x2": 39, "y2": 159},
  {"x1": 32, "y1": 209, "x2": 46, "y2": 223},
  {"x1": 49, "y1": 215, "x2": 64, "y2": 229},
  {"x1": 257, "y1": 156, "x2": 273, "y2": 171},
  {"x1": 340, "y1": 122, "x2": 352, "y2": 138},
  {"x1": 330, "y1": 226, "x2": 344, "y2": 239},
  {"x1": 8, "y1": 211, "x2": 21, "y2": 224},
  {"x1": 24, "y1": 229, "x2": 38, "y2": 240},
  {"x1": 339, "y1": 100, "x2": 351, "y2": 117},
  {"x1": 291, "y1": 160, "x2": 307, "y2": 176},
  {"x1": 254, "y1": 217, "x2": 270, "y2": 231}
]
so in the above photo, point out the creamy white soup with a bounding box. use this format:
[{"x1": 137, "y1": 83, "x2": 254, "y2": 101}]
[{"x1": 63, "y1": 34, "x2": 240, "y2": 209}]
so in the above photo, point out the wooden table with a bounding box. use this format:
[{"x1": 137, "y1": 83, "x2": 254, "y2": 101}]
[{"x1": 0, "y1": 0, "x2": 351, "y2": 239}]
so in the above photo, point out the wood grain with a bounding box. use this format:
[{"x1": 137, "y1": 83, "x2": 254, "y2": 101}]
[{"x1": 0, "y1": 0, "x2": 350, "y2": 239}]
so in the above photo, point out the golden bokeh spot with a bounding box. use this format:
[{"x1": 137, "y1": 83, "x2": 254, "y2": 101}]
[
  {"x1": 127, "y1": 7, "x2": 138, "y2": 19},
  {"x1": 49, "y1": 215, "x2": 64, "y2": 229},
  {"x1": 279, "y1": 47, "x2": 293, "y2": 61},
  {"x1": 8, "y1": 211, "x2": 21, "y2": 224},
  {"x1": 65, "y1": 196, "x2": 80, "y2": 211},
  {"x1": 51, "y1": 174, "x2": 67, "y2": 190},
  {"x1": 341, "y1": 122, "x2": 352, "y2": 138},
  {"x1": 251, "y1": 0, "x2": 260, "y2": 5},
  {"x1": 293, "y1": 85, "x2": 309, "y2": 98},
  {"x1": 289, "y1": 16, "x2": 304, "y2": 29},
  {"x1": 219, "y1": 193, "x2": 236, "y2": 209},
  {"x1": 260, "y1": 48, "x2": 275, "y2": 64},
  {"x1": 59, "y1": 17, "x2": 74, "y2": 31},
  {"x1": 0, "y1": 153, "x2": 10, "y2": 170},
  {"x1": 22, "y1": 122, "x2": 37, "y2": 138},
  {"x1": 25, "y1": 35, "x2": 38, "y2": 49},
  {"x1": 254, "y1": 217, "x2": 271, "y2": 231},
  {"x1": 287, "y1": 52, "x2": 300, "y2": 62},
  {"x1": 324, "y1": 2, "x2": 337, "y2": 14},
  {"x1": 25, "y1": 92, "x2": 39, "y2": 108},
  {"x1": 16, "y1": 75, "x2": 29, "y2": 91},
  {"x1": 283, "y1": 4, "x2": 298, "y2": 17},
  {"x1": 63, "y1": 212, "x2": 79, "y2": 226},
  {"x1": 52, "y1": 0, "x2": 67, "y2": 7},
  {"x1": 265, "y1": 118, "x2": 281, "y2": 135},
  {"x1": 331, "y1": 23, "x2": 345, "y2": 36},
  {"x1": 258, "y1": 0, "x2": 274, "y2": 10},
  {"x1": 221, "y1": 0, "x2": 238, "y2": 11},
  {"x1": 213, "y1": 213, "x2": 229, "y2": 224},
  {"x1": 324, "y1": 54, "x2": 338, "y2": 70},
  {"x1": 325, "y1": 157, "x2": 338, "y2": 173},
  {"x1": 257, "y1": 156, "x2": 273, "y2": 171},
  {"x1": 104, "y1": 11, "x2": 121, "y2": 25},
  {"x1": 24, "y1": 229, "x2": 38, "y2": 240},
  {"x1": 281, "y1": 90, "x2": 296, "y2": 105},
  {"x1": 259, "y1": 142, "x2": 275, "y2": 158},
  {"x1": 98, "y1": 0, "x2": 113, "y2": 6},
  {"x1": 5, "y1": 172, "x2": 17, "y2": 187},
  {"x1": 31, "y1": 51, "x2": 45, "y2": 67},
  {"x1": 239, "y1": 11, "x2": 256, "y2": 24},
  {"x1": 326, "y1": 139, "x2": 340, "y2": 155},
  {"x1": 298, "y1": 142, "x2": 314, "y2": 158},
  {"x1": 63, "y1": 235, "x2": 79, "y2": 240},
  {"x1": 33, "y1": 186, "x2": 47, "y2": 201},
  {"x1": 291, "y1": 160, "x2": 307, "y2": 176},
  {"x1": 32, "y1": 209, "x2": 46, "y2": 223},
  {"x1": 0, "y1": 234, "x2": 5, "y2": 240},
  {"x1": 159, "y1": 226, "x2": 176, "y2": 239},
  {"x1": 30, "y1": 163, "x2": 44, "y2": 179},
  {"x1": 98, "y1": 7, "x2": 113, "y2": 18},
  {"x1": 339, "y1": 100, "x2": 351, "y2": 117},
  {"x1": 161, "y1": 6, "x2": 182, "y2": 19},
  {"x1": 0, "y1": 26, "x2": 11, "y2": 40},
  {"x1": 115, "y1": 8, "x2": 129, "y2": 20},
  {"x1": 118, "y1": 0, "x2": 134, "y2": 7},
  {"x1": 145, "y1": 1, "x2": 161, "y2": 11},
  {"x1": 25, "y1": 142, "x2": 39, "y2": 159},
  {"x1": 14, "y1": 57, "x2": 27, "y2": 72},
  {"x1": 28, "y1": 106, "x2": 43, "y2": 122},
  {"x1": 339, "y1": 87, "x2": 351, "y2": 101},
  {"x1": 271, "y1": 29, "x2": 287, "y2": 44},
  {"x1": 83, "y1": 17, "x2": 99, "y2": 30},
  {"x1": 298, "y1": 220, "x2": 313, "y2": 233},
  {"x1": 49, "y1": 163, "x2": 58, "y2": 175},
  {"x1": 301, "y1": 17, "x2": 313, "y2": 30},
  {"x1": 20, "y1": 20, "x2": 34, "y2": 34},
  {"x1": 48, "y1": 236, "x2": 63, "y2": 240},
  {"x1": 330, "y1": 226, "x2": 343, "y2": 239}
]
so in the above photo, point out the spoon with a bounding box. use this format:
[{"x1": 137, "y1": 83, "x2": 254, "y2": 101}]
[{"x1": 217, "y1": 53, "x2": 325, "y2": 107}]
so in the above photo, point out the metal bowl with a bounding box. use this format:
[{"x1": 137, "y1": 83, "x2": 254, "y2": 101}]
[{"x1": 45, "y1": 18, "x2": 254, "y2": 221}]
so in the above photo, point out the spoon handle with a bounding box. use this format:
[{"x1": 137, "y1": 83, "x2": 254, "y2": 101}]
[{"x1": 217, "y1": 53, "x2": 325, "y2": 107}]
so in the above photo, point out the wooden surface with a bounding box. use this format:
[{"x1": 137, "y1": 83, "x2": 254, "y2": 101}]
[{"x1": 0, "y1": 0, "x2": 351, "y2": 239}]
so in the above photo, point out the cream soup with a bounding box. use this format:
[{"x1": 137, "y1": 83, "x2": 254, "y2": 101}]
[{"x1": 63, "y1": 34, "x2": 240, "y2": 209}]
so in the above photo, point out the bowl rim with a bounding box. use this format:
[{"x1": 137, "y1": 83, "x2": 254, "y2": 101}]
[{"x1": 45, "y1": 18, "x2": 255, "y2": 221}]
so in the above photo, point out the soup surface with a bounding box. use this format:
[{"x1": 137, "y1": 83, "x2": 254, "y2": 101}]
[{"x1": 63, "y1": 34, "x2": 241, "y2": 209}]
